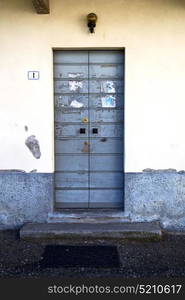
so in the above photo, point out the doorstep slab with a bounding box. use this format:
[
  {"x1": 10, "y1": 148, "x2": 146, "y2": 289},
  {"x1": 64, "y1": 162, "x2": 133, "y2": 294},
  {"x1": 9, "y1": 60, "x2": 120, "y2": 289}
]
[{"x1": 20, "y1": 222, "x2": 162, "y2": 241}]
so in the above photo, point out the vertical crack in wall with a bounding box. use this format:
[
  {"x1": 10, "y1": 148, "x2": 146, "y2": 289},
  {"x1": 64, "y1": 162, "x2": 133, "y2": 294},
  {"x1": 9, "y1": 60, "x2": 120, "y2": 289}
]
[{"x1": 25, "y1": 135, "x2": 41, "y2": 159}]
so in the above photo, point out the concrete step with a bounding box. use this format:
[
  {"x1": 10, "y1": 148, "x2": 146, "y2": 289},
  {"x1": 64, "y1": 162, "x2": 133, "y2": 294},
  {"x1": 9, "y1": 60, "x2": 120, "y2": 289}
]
[
  {"x1": 47, "y1": 210, "x2": 131, "y2": 224},
  {"x1": 20, "y1": 222, "x2": 162, "y2": 242}
]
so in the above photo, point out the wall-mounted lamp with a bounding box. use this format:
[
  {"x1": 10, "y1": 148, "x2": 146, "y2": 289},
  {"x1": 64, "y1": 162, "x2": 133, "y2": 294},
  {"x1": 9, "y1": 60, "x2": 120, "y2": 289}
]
[{"x1": 87, "y1": 13, "x2": 98, "y2": 33}]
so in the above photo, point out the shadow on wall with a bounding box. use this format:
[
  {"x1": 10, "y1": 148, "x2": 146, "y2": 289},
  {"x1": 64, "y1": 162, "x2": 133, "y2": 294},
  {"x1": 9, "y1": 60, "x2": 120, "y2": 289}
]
[
  {"x1": 2, "y1": 0, "x2": 185, "y2": 15},
  {"x1": 1, "y1": 0, "x2": 34, "y2": 13},
  {"x1": 167, "y1": 0, "x2": 185, "y2": 8}
]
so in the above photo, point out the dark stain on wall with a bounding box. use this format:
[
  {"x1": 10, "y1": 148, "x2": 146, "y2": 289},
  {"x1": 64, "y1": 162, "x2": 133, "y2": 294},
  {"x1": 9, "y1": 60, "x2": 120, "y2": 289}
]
[
  {"x1": 0, "y1": 170, "x2": 26, "y2": 173},
  {"x1": 25, "y1": 135, "x2": 41, "y2": 159},
  {"x1": 142, "y1": 168, "x2": 177, "y2": 173}
]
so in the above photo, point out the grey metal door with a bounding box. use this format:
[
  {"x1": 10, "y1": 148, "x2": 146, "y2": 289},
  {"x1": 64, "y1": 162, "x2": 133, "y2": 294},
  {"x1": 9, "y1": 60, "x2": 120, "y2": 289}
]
[{"x1": 54, "y1": 50, "x2": 124, "y2": 208}]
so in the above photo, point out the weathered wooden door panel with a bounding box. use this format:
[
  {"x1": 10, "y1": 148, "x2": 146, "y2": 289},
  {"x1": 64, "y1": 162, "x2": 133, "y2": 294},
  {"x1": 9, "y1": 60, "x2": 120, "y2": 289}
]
[
  {"x1": 89, "y1": 190, "x2": 124, "y2": 208},
  {"x1": 90, "y1": 108, "x2": 124, "y2": 123},
  {"x1": 54, "y1": 51, "x2": 89, "y2": 208},
  {"x1": 54, "y1": 65, "x2": 87, "y2": 79},
  {"x1": 55, "y1": 109, "x2": 89, "y2": 123},
  {"x1": 54, "y1": 51, "x2": 88, "y2": 64},
  {"x1": 54, "y1": 80, "x2": 88, "y2": 94},
  {"x1": 89, "y1": 80, "x2": 123, "y2": 94},
  {"x1": 55, "y1": 155, "x2": 88, "y2": 172},
  {"x1": 55, "y1": 190, "x2": 89, "y2": 208},
  {"x1": 89, "y1": 124, "x2": 123, "y2": 138},
  {"x1": 89, "y1": 50, "x2": 124, "y2": 208},
  {"x1": 90, "y1": 155, "x2": 123, "y2": 171},
  {"x1": 55, "y1": 124, "x2": 88, "y2": 138},
  {"x1": 89, "y1": 65, "x2": 123, "y2": 79},
  {"x1": 90, "y1": 138, "x2": 123, "y2": 154},
  {"x1": 55, "y1": 95, "x2": 88, "y2": 108},
  {"x1": 89, "y1": 51, "x2": 123, "y2": 63},
  {"x1": 55, "y1": 172, "x2": 88, "y2": 188},
  {"x1": 90, "y1": 173, "x2": 123, "y2": 188},
  {"x1": 54, "y1": 50, "x2": 124, "y2": 209},
  {"x1": 55, "y1": 139, "x2": 89, "y2": 154},
  {"x1": 89, "y1": 95, "x2": 124, "y2": 108}
]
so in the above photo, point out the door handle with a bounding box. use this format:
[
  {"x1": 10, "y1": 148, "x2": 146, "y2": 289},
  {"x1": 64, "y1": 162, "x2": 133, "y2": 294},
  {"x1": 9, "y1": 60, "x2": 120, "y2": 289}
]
[
  {"x1": 80, "y1": 128, "x2": 86, "y2": 134},
  {"x1": 92, "y1": 128, "x2": 98, "y2": 134}
]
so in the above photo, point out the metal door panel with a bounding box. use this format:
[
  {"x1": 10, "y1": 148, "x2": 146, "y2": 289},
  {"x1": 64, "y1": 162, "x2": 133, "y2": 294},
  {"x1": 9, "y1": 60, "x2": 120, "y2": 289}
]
[
  {"x1": 90, "y1": 155, "x2": 123, "y2": 171},
  {"x1": 89, "y1": 64, "x2": 123, "y2": 79},
  {"x1": 54, "y1": 80, "x2": 88, "y2": 94},
  {"x1": 55, "y1": 109, "x2": 89, "y2": 123},
  {"x1": 89, "y1": 95, "x2": 124, "y2": 108},
  {"x1": 90, "y1": 108, "x2": 123, "y2": 123},
  {"x1": 55, "y1": 139, "x2": 90, "y2": 154},
  {"x1": 55, "y1": 123, "x2": 88, "y2": 138},
  {"x1": 55, "y1": 95, "x2": 88, "y2": 108},
  {"x1": 55, "y1": 172, "x2": 88, "y2": 188},
  {"x1": 89, "y1": 51, "x2": 123, "y2": 63},
  {"x1": 54, "y1": 51, "x2": 88, "y2": 64},
  {"x1": 89, "y1": 124, "x2": 123, "y2": 138},
  {"x1": 54, "y1": 50, "x2": 124, "y2": 209},
  {"x1": 54, "y1": 64, "x2": 88, "y2": 79},
  {"x1": 55, "y1": 154, "x2": 88, "y2": 172},
  {"x1": 88, "y1": 50, "x2": 124, "y2": 208},
  {"x1": 90, "y1": 138, "x2": 123, "y2": 154},
  {"x1": 89, "y1": 80, "x2": 123, "y2": 94},
  {"x1": 90, "y1": 173, "x2": 123, "y2": 188},
  {"x1": 89, "y1": 190, "x2": 123, "y2": 208},
  {"x1": 55, "y1": 190, "x2": 89, "y2": 208},
  {"x1": 54, "y1": 51, "x2": 89, "y2": 208}
]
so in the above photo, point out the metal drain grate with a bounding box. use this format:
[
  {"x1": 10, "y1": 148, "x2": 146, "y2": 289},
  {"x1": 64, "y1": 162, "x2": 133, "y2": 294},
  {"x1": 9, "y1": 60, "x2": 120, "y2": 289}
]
[{"x1": 39, "y1": 245, "x2": 120, "y2": 269}]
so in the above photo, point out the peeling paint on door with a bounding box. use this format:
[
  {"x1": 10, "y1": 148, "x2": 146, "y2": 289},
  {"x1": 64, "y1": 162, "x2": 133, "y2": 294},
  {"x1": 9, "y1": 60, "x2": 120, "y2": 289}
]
[
  {"x1": 69, "y1": 81, "x2": 83, "y2": 91},
  {"x1": 82, "y1": 142, "x2": 90, "y2": 153},
  {"x1": 68, "y1": 73, "x2": 84, "y2": 78},
  {"x1": 101, "y1": 95, "x2": 116, "y2": 107},
  {"x1": 101, "y1": 81, "x2": 116, "y2": 93},
  {"x1": 25, "y1": 135, "x2": 41, "y2": 159},
  {"x1": 70, "y1": 100, "x2": 84, "y2": 108}
]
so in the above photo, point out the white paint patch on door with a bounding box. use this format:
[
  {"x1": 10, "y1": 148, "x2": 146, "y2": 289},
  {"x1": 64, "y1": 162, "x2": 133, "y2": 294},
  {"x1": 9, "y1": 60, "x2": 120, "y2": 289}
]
[
  {"x1": 69, "y1": 81, "x2": 83, "y2": 91},
  {"x1": 68, "y1": 73, "x2": 84, "y2": 78},
  {"x1": 70, "y1": 100, "x2": 84, "y2": 108},
  {"x1": 101, "y1": 95, "x2": 116, "y2": 107}
]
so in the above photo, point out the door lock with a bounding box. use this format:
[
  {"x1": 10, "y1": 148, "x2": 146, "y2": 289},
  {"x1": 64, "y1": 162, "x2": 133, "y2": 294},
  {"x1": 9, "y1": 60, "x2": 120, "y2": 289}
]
[
  {"x1": 92, "y1": 128, "x2": 98, "y2": 134},
  {"x1": 80, "y1": 128, "x2": 86, "y2": 134}
]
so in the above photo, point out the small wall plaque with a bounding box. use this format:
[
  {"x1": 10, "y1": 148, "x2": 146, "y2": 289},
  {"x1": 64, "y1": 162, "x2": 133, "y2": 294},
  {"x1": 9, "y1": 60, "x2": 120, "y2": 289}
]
[{"x1": 28, "y1": 71, "x2": 39, "y2": 80}]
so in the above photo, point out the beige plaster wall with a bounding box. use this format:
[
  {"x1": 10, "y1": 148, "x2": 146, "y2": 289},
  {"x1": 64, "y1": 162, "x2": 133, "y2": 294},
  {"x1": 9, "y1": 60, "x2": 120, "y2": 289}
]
[{"x1": 0, "y1": 0, "x2": 185, "y2": 172}]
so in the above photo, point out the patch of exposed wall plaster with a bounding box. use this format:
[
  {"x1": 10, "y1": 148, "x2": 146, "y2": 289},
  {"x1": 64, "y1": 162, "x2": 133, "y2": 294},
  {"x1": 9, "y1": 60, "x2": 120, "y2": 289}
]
[{"x1": 25, "y1": 135, "x2": 41, "y2": 159}]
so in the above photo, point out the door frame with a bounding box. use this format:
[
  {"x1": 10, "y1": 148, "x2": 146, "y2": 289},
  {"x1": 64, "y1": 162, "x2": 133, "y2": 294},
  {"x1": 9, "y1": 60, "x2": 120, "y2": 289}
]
[{"x1": 52, "y1": 47, "x2": 125, "y2": 213}]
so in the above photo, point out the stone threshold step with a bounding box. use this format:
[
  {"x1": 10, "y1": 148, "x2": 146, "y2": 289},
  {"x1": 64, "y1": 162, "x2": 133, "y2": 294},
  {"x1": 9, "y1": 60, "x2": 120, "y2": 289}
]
[{"x1": 20, "y1": 222, "x2": 162, "y2": 242}]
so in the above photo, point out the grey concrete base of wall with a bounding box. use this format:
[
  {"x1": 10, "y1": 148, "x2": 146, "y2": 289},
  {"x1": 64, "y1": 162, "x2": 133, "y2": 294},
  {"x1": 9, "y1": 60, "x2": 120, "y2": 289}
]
[
  {"x1": 0, "y1": 170, "x2": 185, "y2": 230},
  {"x1": 125, "y1": 171, "x2": 185, "y2": 231},
  {"x1": 0, "y1": 172, "x2": 53, "y2": 226}
]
